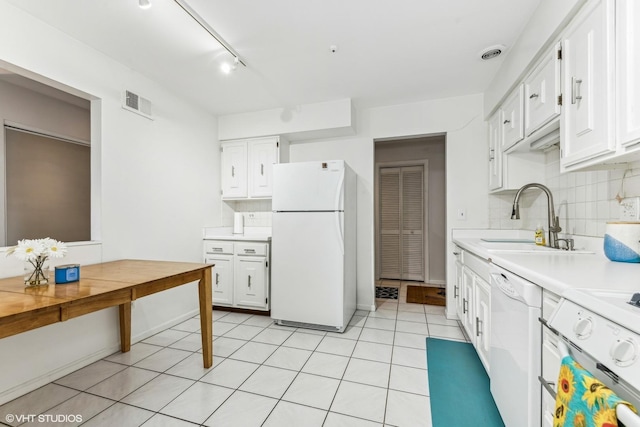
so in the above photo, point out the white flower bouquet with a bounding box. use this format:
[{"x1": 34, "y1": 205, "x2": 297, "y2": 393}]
[{"x1": 7, "y1": 238, "x2": 67, "y2": 285}]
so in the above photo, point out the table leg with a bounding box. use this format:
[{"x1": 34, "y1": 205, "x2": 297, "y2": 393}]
[
  {"x1": 198, "y1": 267, "x2": 213, "y2": 368},
  {"x1": 119, "y1": 302, "x2": 131, "y2": 353}
]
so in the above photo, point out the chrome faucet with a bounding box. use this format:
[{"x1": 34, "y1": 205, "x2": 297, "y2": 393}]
[{"x1": 511, "y1": 183, "x2": 562, "y2": 249}]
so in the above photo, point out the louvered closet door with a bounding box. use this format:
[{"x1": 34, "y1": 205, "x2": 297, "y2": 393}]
[
  {"x1": 380, "y1": 169, "x2": 402, "y2": 279},
  {"x1": 379, "y1": 166, "x2": 424, "y2": 281},
  {"x1": 402, "y1": 167, "x2": 424, "y2": 281}
]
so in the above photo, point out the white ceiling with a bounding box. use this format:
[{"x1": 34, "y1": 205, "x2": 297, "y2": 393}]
[{"x1": 4, "y1": 0, "x2": 541, "y2": 116}]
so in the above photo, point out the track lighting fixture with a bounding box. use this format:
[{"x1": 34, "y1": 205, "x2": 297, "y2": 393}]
[{"x1": 173, "y1": 0, "x2": 246, "y2": 69}]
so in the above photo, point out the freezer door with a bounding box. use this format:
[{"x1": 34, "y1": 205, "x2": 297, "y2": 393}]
[
  {"x1": 273, "y1": 161, "x2": 344, "y2": 212},
  {"x1": 271, "y1": 211, "x2": 345, "y2": 328}
]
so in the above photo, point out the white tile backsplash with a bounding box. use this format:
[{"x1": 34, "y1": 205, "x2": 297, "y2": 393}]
[
  {"x1": 221, "y1": 200, "x2": 272, "y2": 228},
  {"x1": 489, "y1": 148, "x2": 640, "y2": 237}
]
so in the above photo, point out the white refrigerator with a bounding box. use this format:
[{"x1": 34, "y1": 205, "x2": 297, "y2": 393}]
[{"x1": 271, "y1": 160, "x2": 357, "y2": 332}]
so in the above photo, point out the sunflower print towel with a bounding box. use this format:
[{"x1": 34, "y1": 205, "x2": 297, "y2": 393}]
[{"x1": 554, "y1": 355, "x2": 637, "y2": 427}]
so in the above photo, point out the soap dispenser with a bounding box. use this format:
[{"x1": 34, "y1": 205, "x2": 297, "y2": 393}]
[{"x1": 534, "y1": 224, "x2": 546, "y2": 246}]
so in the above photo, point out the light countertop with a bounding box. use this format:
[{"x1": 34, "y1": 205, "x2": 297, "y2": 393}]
[
  {"x1": 453, "y1": 231, "x2": 639, "y2": 296},
  {"x1": 203, "y1": 227, "x2": 271, "y2": 242}
]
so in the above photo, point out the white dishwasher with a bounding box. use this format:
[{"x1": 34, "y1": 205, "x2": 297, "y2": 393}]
[{"x1": 490, "y1": 264, "x2": 542, "y2": 427}]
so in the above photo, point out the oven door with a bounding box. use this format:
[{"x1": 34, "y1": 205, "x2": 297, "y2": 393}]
[{"x1": 538, "y1": 334, "x2": 640, "y2": 426}]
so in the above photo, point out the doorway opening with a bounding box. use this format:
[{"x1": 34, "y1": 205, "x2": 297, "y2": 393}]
[{"x1": 374, "y1": 134, "x2": 446, "y2": 290}]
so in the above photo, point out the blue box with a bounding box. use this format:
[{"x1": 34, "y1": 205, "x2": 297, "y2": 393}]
[{"x1": 55, "y1": 264, "x2": 80, "y2": 284}]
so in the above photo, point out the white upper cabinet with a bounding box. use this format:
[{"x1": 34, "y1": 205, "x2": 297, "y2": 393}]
[
  {"x1": 221, "y1": 141, "x2": 248, "y2": 199},
  {"x1": 560, "y1": 0, "x2": 615, "y2": 170},
  {"x1": 221, "y1": 136, "x2": 289, "y2": 200},
  {"x1": 500, "y1": 84, "x2": 525, "y2": 151},
  {"x1": 248, "y1": 138, "x2": 278, "y2": 198},
  {"x1": 524, "y1": 44, "x2": 561, "y2": 136},
  {"x1": 616, "y1": 0, "x2": 640, "y2": 149},
  {"x1": 488, "y1": 111, "x2": 502, "y2": 191},
  {"x1": 488, "y1": 105, "x2": 545, "y2": 194}
]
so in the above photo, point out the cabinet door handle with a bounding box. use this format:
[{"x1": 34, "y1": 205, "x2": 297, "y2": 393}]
[
  {"x1": 571, "y1": 77, "x2": 583, "y2": 104},
  {"x1": 529, "y1": 93, "x2": 539, "y2": 99},
  {"x1": 260, "y1": 163, "x2": 264, "y2": 176},
  {"x1": 503, "y1": 119, "x2": 511, "y2": 125},
  {"x1": 489, "y1": 148, "x2": 495, "y2": 161},
  {"x1": 476, "y1": 317, "x2": 482, "y2": 337},
  {"x1": 212, "y1": 248, "x2": 223, "y2": 252},
  {"x1": 454, "y1": 285, "x2": 459, "y2": 298},
  {"x1": 248, "y1": 275, "x2": 252, "y2": 288},
  {"x1": 244, "y1": 249, "x2": 256, "y2": 254},
  {"x1": 231, "y1": 165, "x2": 235, "y2": 177},
  {"x1": 463, "y1": 298, "x2": 468, "y2": 314},
  {"x1": 215, "y1": 272, "x2": 220, "y2": 285},
  {"x1": 453, "y1": 251, "x2": 460, "y2": 255}
]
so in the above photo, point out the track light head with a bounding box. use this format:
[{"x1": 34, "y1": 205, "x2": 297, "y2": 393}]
[{"x1": 220, "y1": 57, "x2": 239, "y2": 74}]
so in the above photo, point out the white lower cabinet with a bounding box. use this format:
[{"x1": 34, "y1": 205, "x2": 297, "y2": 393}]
[
  {"x1": 204, "y1": 239, "x2": 270, "y2": 311},
  {"x1": 455, "y1": 249, "x2": 492, "y2": 374},
  {"x1": 461, "y1": 266, "x2": 476, "y2": 339},
  {"x1": 208, "y1": 255, "x2": 234, "y2": 306},
  {"x1": 235, "y1": 256, "x2": 268, "y2": 309},
  {"x1": 540, "y1": 289, "x2": 562, "y2": 427},
  {"x1": 474, "y1": 276, "x2": 491, "y2": 372},
  {"x1": 453, "y1": 247, "x2": 464, "y2": 320}
]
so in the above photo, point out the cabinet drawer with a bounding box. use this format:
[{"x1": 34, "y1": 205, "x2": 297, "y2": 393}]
[
  {"x1": 204, "y1": 241, "x2": 234, "y2": 255},
  {"x1": 235, "y1": 242, "x2": 268, "y2": 256}
]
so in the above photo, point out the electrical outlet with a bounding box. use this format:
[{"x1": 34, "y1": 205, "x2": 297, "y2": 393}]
[{"x1": 619, "y1": 197, "x2": 640, "y2": 220}]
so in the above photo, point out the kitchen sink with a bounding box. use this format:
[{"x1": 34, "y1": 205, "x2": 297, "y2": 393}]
[{"x1": 478, "y1": 240, "x2": 594, "y2": 254}]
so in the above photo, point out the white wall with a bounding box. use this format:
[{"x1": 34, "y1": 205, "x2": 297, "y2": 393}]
[
  {"x1": 363, "y1": 95, "x2": 488, "y2": 318},
  {"x1": 0, "y1": 1, "x2": 219, "y2": 404},
  {"x1": 220, "y1": 93, "x2": 488, "y2": 317}
]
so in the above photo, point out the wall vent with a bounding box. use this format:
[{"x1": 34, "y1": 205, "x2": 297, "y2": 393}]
[{"x1": 122, "y1": 90, "x2": 153, "y2": 120}]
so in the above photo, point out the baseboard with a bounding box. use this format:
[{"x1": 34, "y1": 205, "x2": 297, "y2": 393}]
[
  {"x1": 357, "y1": 303, "x2": 376, "y2": 312},
  {"x1": 0, "y1": 308, "x2": 201, "y2": 405},
  {"x1": 130, "y1": 308, "x2": 200, "y2": 343},
  {"x1": 445, "y1": 307, "x2": 460, "y2": 320},
  {"x1": 0, "y1": 345, "x2": 119, "y2": 405}
]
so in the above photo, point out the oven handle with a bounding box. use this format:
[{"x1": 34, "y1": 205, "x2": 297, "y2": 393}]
[
  {"x1": 538, "y1": 317, "x2": 559, "y2": 336},
  {"x1": 619, "y1": 404, "x2": 640, "y2": 427},
  {"x1": 538, "y1": 376, "x2": 556, "y2": 399},
  {"x1": 538, "y1": 375, "x2": 640, "y2": 426}
]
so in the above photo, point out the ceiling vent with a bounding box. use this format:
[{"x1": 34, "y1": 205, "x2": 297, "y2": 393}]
[
  {"x1": 123, "y1": 90, "x2": 153, "y2": 120},
  {"x1": 480, "y1": 45, "x2": 506, "y2": 61}
]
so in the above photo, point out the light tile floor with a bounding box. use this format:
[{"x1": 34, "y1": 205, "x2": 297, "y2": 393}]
[{"x1": 0, "y1": 280, "x2": 468, "y2": 427}]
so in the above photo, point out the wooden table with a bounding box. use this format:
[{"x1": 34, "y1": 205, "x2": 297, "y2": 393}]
[{"x1": 0, "y1": 259, "x2": 214, "y2": 368}]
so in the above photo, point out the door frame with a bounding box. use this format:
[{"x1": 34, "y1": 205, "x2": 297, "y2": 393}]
[{"x1": 374, "y1": 159, "x2": 429, "y2": 282}]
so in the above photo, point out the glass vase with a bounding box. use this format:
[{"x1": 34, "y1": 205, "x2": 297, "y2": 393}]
[{"x1": 24, "y1": 256, "x2": 50, "y2": 286}]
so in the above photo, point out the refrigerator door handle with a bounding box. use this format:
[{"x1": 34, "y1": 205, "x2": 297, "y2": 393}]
[
  {"x1": 334, "y1": 172, "x2": 345, "y2": 211},
  {"x1": 335, "y1": 211, "x2": 345, "y2": 255}
]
